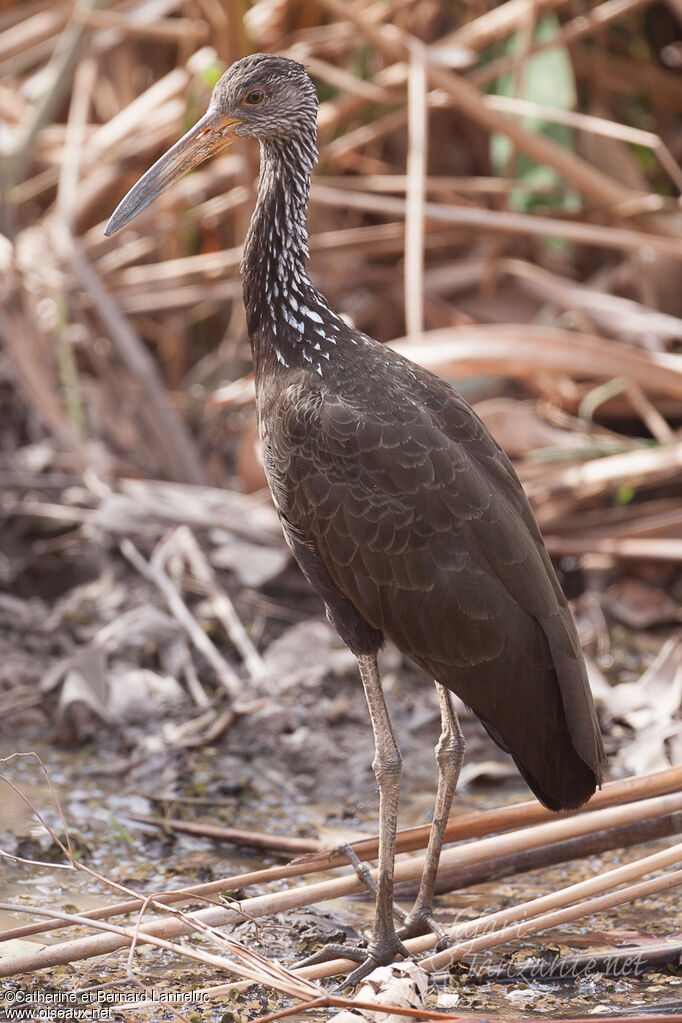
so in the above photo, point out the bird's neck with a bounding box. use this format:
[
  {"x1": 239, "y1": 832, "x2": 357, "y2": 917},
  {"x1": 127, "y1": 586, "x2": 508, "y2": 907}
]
[{"x1": 242, "y1": 132, "x2": 327, "y2": 371}]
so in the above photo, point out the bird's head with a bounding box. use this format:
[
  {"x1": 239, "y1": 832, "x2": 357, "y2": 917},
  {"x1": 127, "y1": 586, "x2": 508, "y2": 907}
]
[{"x1": 105, "y1": 54, "x2": 317, "y2": 236}]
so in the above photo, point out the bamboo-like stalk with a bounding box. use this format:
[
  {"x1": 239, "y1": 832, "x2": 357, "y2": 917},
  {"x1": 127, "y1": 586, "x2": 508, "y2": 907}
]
[
  {"x1": 404, "y1": 40, "x2": 427, "y2": 337},
  {"x1": 311, "y1": 184, "x2": 682, "y2": 261},
  {"x1": 293, "y1": 843, "x2": 682, "y2": 981},
  {"x1": 422, "y1": 862, "x2": 682, "y2": 971},
  {"x1": 1, "y1": 789, "x2": 681, "y2": 978},
  {"x1": 4, "y1": 766, "x2": 681, "y2": 947}
]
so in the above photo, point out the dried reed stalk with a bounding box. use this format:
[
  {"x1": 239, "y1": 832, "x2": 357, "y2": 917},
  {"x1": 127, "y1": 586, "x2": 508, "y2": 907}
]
[
  {"x1": 4, "y1": 766, "x2": 680, "y2": 946},
  {"x1": 1, "y1": 788, "x2": 680, "y2": 978}
]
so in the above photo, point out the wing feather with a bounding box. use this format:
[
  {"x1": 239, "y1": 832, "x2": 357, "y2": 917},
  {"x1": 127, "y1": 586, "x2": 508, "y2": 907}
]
[{"x1": 264, "y1": 372, "x2": 604, "y2": 808}]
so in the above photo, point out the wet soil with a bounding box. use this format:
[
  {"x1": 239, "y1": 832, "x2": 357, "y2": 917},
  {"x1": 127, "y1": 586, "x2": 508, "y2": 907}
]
[{"x1": 1, "y1": 653, "x2": 681, "y2": 1021}]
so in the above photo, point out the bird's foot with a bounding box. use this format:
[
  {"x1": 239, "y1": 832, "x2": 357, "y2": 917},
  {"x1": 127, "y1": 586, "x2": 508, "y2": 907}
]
[
  {"x1": 336, "y1": 934, "x2": 410, "y2": 991},
  {"x1": 297, "y1": 932, "x2": 409, "y2": 991},
  {"x1": 398, "y1": 908, "x2": 450, "y2": 950}
]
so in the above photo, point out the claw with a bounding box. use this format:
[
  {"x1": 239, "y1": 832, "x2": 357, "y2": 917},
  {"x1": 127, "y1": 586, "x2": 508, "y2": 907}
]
[{"x1": 334, "y1": 952, "x2": 384, "y2": 992}]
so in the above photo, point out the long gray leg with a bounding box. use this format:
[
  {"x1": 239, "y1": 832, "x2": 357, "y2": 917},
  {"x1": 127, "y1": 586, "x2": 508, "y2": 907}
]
[
  {"x1": 340, "y1": 653, "x2": 408, "y2": 985},
  {"x1": 296, "y1": 654, "x2": 408, "y2": 988},
  {"x1": 400, "y1": 684, "x2": 465, "y2": 940}
]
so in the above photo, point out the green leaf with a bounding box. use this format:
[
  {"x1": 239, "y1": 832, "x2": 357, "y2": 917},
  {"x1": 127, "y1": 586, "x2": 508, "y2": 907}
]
[
  {"x1": 615, "y1": 485, "x2": 636, "y2": 505},
  {"x1": 201, "y1": 61, "x2": 226, "y2": 90},
  {"x1": 489, "y1": 14, "x2": 577, "y2": 213}
]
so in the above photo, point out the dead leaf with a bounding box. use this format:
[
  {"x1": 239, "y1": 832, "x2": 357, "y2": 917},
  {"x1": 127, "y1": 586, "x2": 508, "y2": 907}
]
[
  {"x1": 94, "y1": 605, "x2": 181, "y2": 653},
  {"x1": 55, "y1": 646, "x2": 111, "y2": 744},
  {"x1": 459, "y1": 759, "x2": 517, "y2": 787},
  {"x1": 107, "y1": 667, "x2": 185, "y2": 724},
  {"x1": 330, "y1": 961, "x2": 428, "y2": 1023},
  {"x1": 210, "y1": 538, "x2": 289, "y2": 587},
  {"x1": 602, "y1": 578, "x2": 682, "y2": 629},
  {"x1": 263, "y1": 620, "x2": 356, "y2": 692},
  {"x1": 605, "y1": 637, "x2": 682, "y2": 772}
]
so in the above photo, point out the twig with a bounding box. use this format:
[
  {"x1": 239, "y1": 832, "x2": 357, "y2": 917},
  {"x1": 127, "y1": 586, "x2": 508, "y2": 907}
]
[
  {"x1": 471, "y1": 0, "x2": 658, "y2": 91},
  {"x1": 125, "y1": 811, "x2": 321, "y2": 854},
  {"x1": 0, "y1": 902, "x2": 319, "y2": 1001},
  {"x1": 316, "y1": 0, "x2": 647, "y2": 213},
  {"x1": 4, "y1": 765, "x2": 681, "y2": 945},
  {"x1": 544, "y1": 536, "x2": 682, "y2": 561},
  {"x1": 174, "y1": 525, "x2": 266, "y2": 681},
  {"x1": 422, "y1": 864, "x2": 682, "y2": 971},
  {"x1": 8, "y1": 0, "x2": 108, "y2": 183},
  {"x1": 311, "y1": 184, "x2": 682, "y2": 261},
  {"x1": 120, "y1": 537, "x2": 241, "y2": 697},
  {"x1": 389, "y1": 325, "x2": 682, "y2": 401},
  {"x1": 404, "y1": 40, "x2": 427, "y2": 336},
  {"x1": 56, "y1": 56, "x2": 96, "y2": 230},
  {"x1": 51, "y1": 225, "x2": 205, "y2": 485},
  {"x1": 395, "y1": 811, "x2": 682, "y2": 899}
]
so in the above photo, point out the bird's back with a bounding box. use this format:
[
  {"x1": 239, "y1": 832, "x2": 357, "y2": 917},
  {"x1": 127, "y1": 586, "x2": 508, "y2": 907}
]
[{"x1": 257, "y1": 323, "x2": 605, "y2": 812}]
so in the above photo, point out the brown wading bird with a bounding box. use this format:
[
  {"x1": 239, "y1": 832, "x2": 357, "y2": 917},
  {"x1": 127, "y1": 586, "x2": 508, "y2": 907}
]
[{"x1": 106, "y1": 54, "x2": 606, "y2": 988}]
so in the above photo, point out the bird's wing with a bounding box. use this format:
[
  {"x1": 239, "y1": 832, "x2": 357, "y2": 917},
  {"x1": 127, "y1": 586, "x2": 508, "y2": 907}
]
[
  {"x1": 266, "y1": 375, "x2": 604, "y2": 806},
  {"x1": 268, "y1": 377, "x2": 558, "y2": 650}
]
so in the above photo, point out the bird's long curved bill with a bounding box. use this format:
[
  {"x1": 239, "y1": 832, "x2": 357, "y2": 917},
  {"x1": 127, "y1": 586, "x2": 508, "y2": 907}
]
[{"x1": 104, "y1": 110, "x2": 241, "y2": 236}]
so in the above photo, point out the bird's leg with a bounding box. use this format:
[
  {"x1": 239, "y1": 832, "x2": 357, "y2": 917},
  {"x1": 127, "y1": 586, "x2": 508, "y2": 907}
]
[
  {"x1": 296, "y1": 654, "x2": 408, "y2": 987},
  {"x1": 399, "y1": 684, "x2": 464, "y2": 943},
  {"x1": 340, "y1": 653, "x2": 409, "y2": 986}
]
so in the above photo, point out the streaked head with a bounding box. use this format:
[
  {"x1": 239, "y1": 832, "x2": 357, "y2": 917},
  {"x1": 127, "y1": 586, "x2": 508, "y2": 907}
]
[{"x1": 105, "y1": 54, "x2": 317, "y2": 236}]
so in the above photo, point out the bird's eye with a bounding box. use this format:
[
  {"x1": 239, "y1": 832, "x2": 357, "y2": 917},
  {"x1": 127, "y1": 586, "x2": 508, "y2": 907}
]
[{"x1": 243, "y1": 89, "x2": 265, "y2": 106}]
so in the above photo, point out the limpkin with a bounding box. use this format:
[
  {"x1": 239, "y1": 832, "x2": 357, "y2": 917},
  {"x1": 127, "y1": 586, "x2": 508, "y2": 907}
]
[{"x1": 106, "y1": 54, "x2": 606, "y2": 986}]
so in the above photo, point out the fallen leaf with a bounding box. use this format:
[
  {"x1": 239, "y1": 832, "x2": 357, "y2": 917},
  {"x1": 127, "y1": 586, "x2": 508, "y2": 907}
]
[
  {"x1": 210, "y1": 538, "x2": 289, "y2": 587},
  {"x1": 263, "y1": 620, "x2": 356, "y2": 692},
  {"x1": 602, "y1": 578, "x2": 682, "y2": 629},
  {"x1": 331, "y1": 961, "x2": 428, "y2": 1023},
  {"x1": 108, "y1": 667, "x2": 185, "y2": 724}
]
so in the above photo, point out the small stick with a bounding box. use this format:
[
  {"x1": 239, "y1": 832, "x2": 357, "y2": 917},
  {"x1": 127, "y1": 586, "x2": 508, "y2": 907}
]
[
  {"x1": 311, "y1": 184, "x2": 682, "y2": 262},
  {"x1": 126, "y1": 812, "x2": 321, "y2": 855},
  {"x1": 404, "y1": 40, "x2": 427, "y2": 337},
  {"x1": 394, "y1": 811, "x2": 682, "y2": 899},
  {"x1": 622, "y1": 380, "x2": 676, "y2": 444},
  {"x1": 181, "y1": 652, "x2": 210, "y2": 708},
  {"x1": 300, "y1": 764, "x2": 682, "y2": 869},
  {"x1": 52, "y1": 227, "x2": 205, "y2": 485},
  {"x1": 174, "y1": 525, "x2": 266, "y2": 681},
  {"x1": 120, "y1": 538, "x2": 241, "y2": 697},
  {"x1": 544, "y1": 536, "x2": 682, "y2": 562},
  {"x1": 71, "y1": 8, "x2": 210, "y2": 43},
  {"x1": 56, "y1": 56, "x2": 97, "y2": 230},
  {"x1": 0, "y1": 902, "x2": 318, "y2": 1002}
]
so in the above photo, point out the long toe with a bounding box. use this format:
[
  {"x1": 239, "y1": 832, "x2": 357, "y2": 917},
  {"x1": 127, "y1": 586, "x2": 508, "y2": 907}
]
[
  {"x1": 297, "y1": 942, "x2": 369, "y2": 970},
  {"x1": 334, "y1": 935, "x2": 410, "y2": 992}
]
